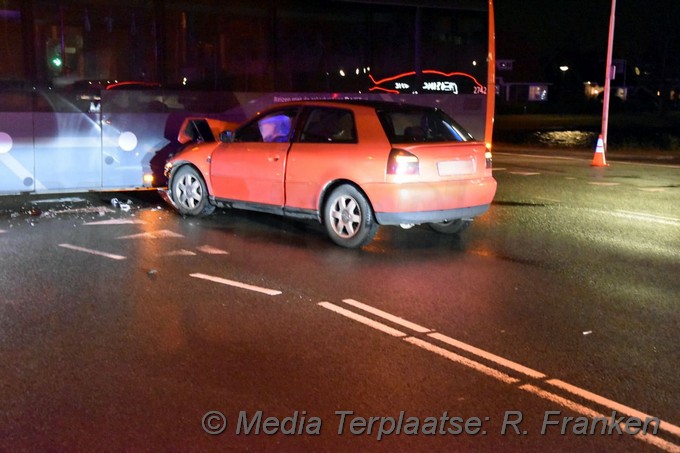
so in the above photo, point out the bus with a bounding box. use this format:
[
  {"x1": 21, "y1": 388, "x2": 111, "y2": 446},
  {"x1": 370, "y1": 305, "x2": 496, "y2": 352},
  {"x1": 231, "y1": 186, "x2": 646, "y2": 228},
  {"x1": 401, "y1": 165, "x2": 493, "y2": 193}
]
[{"x1": 0, "y1": 0, "x2": 494, "y2": 194}]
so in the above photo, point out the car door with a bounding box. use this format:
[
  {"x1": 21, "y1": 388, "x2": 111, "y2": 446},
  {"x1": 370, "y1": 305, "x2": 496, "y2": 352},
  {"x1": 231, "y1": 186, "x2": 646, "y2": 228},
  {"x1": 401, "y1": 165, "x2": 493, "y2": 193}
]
[{"x1": 209, "y1": 108, "x2": 299, "y2": 206}]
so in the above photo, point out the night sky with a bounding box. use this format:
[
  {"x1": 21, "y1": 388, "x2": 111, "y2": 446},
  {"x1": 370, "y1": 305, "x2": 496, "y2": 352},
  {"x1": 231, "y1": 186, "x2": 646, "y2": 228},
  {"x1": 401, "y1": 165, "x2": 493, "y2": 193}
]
[{"x1": 494, "y1": 0, "x2": 680, "y2": 83}]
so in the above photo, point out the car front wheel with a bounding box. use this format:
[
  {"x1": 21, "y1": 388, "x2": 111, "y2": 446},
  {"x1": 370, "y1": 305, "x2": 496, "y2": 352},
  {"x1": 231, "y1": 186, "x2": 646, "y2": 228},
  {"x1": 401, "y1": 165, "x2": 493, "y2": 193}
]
[
  {"x1": 170, "y1": 165, "x2": 215, "y2": 216},
  {"x1": 324, "y1": 185, "x2": 378, "y2": 248},
  {"x1": 428, "y1": 219, "x2": 472, "y2": 235}
]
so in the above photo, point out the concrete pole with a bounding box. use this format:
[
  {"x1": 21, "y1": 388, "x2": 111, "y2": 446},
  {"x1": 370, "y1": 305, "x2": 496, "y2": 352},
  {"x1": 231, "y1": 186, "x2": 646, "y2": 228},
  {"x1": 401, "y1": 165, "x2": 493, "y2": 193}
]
[{"x1": 600, "y1": 0, "x2": 617, "y2": 152}]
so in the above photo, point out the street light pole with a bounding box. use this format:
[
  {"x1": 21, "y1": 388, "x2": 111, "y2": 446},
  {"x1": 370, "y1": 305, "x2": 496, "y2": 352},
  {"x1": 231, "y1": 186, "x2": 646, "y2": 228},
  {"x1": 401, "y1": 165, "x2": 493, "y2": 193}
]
[
  {"x1": 600, "y1": 0, "x2": 617, "y2": 152},
  {"x1": 560, "y1": 66, "x2": 569, "y2": 107}
]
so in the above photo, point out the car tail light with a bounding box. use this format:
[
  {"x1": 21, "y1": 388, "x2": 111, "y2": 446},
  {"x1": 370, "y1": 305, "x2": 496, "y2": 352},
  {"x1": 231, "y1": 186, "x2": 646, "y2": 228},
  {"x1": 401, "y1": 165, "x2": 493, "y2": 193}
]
[{"x1": 387, "y1": 149, "x2": 419, "y2": 175}]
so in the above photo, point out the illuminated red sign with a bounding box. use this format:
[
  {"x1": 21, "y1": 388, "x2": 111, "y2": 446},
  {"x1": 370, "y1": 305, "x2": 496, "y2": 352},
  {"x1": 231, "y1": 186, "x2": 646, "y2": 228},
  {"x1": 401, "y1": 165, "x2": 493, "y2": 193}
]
[{"x1": 369, "y1": 70, "x2": 486, "y2": 95}]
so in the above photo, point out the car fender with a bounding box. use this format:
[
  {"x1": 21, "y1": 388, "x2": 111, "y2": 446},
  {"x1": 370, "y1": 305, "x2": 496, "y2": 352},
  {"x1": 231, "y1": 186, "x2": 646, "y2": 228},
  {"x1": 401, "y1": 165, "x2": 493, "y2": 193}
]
[
  {"x1": 317, "y1": 178, "x2": 376, "y2": 221},
  {"x1": 167, "y1": 142, "x2": 221, "y2": 194}
]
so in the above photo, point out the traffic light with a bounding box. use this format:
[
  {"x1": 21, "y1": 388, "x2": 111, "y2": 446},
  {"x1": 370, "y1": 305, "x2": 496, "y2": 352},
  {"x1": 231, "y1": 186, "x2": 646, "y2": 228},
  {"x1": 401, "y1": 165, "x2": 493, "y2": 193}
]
[
  {"x1": 49, "y1": 54, "x2": 63, "y2": 70},
  {"x1": 47, "y1": 42, "x2": 63, "y2": 74}
]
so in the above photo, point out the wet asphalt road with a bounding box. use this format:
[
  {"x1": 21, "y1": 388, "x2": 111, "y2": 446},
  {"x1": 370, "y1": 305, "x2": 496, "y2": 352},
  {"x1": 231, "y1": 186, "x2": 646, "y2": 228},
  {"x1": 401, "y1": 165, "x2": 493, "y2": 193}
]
[{"x1": 0, "y1": 149, "x2": 678, "y2": 451}]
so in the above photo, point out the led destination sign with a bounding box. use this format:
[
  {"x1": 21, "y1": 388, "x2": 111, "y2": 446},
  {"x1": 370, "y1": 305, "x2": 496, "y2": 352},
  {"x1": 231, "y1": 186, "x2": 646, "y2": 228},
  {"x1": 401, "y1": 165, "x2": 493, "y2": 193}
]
[{"x1": 369, "y1": 70, "x2": 487, "y2": 95}]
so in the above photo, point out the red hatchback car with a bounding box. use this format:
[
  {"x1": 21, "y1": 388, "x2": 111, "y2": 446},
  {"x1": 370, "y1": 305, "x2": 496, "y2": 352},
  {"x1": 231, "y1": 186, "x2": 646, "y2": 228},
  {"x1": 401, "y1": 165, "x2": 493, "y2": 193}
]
[{"x1": 163, "y1": 100, "x2": 496, "y2": 248}]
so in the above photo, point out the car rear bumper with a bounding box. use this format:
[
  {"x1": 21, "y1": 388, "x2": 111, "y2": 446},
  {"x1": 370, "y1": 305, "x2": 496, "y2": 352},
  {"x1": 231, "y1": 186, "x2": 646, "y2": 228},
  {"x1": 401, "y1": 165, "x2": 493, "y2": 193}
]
[
  {"x1": 375, "y1": 203, "x2": 490, "y2": 225},
  {"x1": 365, "y1": 177, "x2": 496, "y2": 225}
]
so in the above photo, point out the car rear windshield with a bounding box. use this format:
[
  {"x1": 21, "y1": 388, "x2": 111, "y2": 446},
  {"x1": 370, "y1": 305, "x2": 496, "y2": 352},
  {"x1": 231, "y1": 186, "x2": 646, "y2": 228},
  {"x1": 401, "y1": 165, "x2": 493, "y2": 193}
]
[{"x1": 376, "y1": 106, "x2": 475, "y2": 143}]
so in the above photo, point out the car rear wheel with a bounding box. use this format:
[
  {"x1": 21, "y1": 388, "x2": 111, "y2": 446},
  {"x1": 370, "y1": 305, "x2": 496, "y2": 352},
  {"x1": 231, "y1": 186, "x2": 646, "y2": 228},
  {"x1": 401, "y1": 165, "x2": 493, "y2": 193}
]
[
  {"x1": 428, "y1": 219, "x2": 471, "y2": 234},
  {"x1": 324, "y1": 185, "x2": 378, "y2": 248},
  {"x1": 171, "y1": 165, "x2": 215, "y2": 216}
]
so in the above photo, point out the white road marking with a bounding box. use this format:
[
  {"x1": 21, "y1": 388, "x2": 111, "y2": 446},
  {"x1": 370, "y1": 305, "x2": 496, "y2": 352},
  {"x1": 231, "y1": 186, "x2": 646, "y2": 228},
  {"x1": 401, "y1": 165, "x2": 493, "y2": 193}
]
[
  {"x1": 495, "y1": 152, "x2": 579, "y2": 161},
  {"x1": 318, "y1": 302, "x2": 406, "y2": 337},
  {"x1": 190, "y1": 273, "x2": 281, "y2": 296},
  {"x1": 84, "y1": 219, "x2": 146, "y2": 225},
  {"x1": 509, "y1": 171, "x2": 541, "y2": 176},
  {"x1": 196, "y1": 245, "x2": 229, "y2": 255},
  {"x1": 33, "y1": 197, "x2": 87, "y2": 204},
  {"x1": 58, "y1": 243, "x2": 126, "y2": 260},
  {"x1": 117, "y1": 230, "x2": 184, "y2": 239},
  {"x1": 639, "y1": 187, "x2": 669, "y2": 192},
  {"x1": 405, "y1": 337, "x2": 519, "y2": 385},
  {"x1": 0, "y1": 229, "x2": 6, "y2": 234},
  {"x1": 587, "y1": 182, "x2": 620, "y2": 186},
  {"x1": 50, "y1": 206, "x2": 114, "y2": 215},
  {"x1": 342, "y1": 299, "x2": 431, "y2": 333},
  {"x1": 320, "y1": 299, "x2": 680, "y2": 450},
  {"x1": 496, "y1": 151, "x2": 680, "y2": 169},
  {"x1": 341, "y1": 298, "x2": 545, "y2": 379},
  {"x1": 547, "y1": 379, "x2": 680, "y2": 438},
  {"x1": 428, "y1": 332, "x2": 546, "y2": 379},
  {"x1": 612, "y1": 210, "x2": 680, "y2": 226},
  {"x1": 165, "y1": 249, "x2": 197, "y2": 256},
  {"x1": 521, "y1": 384, "x2": 679, "y2": 452},
  {"x1": 520, "y1": 383, "x2": 609, "y2": 420},
  {"x1": 615, "y1": 160, "x2": 680, "y2": 170}
]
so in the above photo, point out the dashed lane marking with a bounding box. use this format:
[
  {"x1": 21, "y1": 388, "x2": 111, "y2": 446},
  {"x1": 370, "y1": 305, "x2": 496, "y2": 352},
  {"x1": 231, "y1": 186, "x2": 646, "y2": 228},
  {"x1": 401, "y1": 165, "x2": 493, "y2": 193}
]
[
  {"x1": 495, "y1": 152, "x2": 580, "y2": 161},
  {"x1": 58, "y1": 243, "x2": 126, "y2": 260},
  {"x1": 342, "y1": 299, "x2": 431, "y2": 333},
  {"x1": 340, "y1": 298, "x2": 544, "y2": 379},
  {"x1": 615, "y1": 210, "x2": 680, "y2": 223},
  {"x1": 196, "y1": 245, "x2": 230, "y2": 255},
  {"x1": 638, "y1": 187, "x2": 669, "y2": 192},
  {"x1": 495, "y1": 151, "x2": 680, "y2": 169},
  {"x1": 318, "y1": 302, "x2": 407, "y2": 338},
  {"x1": 190, "y1": 272, "x2": 281, "y2": 296},
  {"x1": 32, "y1": 197, "x2": 87, "y2": 204},
  {"x1": 84, "y1": 219, "x2": 146, "y2": 225},
  {"x1": 428, "y1": 332, "x2": 546, "y2": 379},
  {"x1": 587, "y1": 182, "x2": 620, "y2": 186},
  {"x1": 44, "y1": 206, "x2": 114, "y2": 215},
  {"x1": 319, "y1": 299, "x2": 680, "y2": 451},
  {"x1": 117, "y1": 230, "x2": 184, "y2": 239},
  {"x1": 509, "y1": 171, "x2": 541, "y2": 176},
  {"x1": 165, "y1": 249, "x2": 197, "y2": 256},
  {"x1": 521, "y1": 384, "x2": 680, "y2": 452},
  {"x1": 614, "y1": 160, "x2": 680, "y2": 170},
  {"x1": 547, "y1": 379, "x2": 680, "y2": 438},
  {"x1": 405, "y1": 337, "x2": 519, "y2": 385},
  {"x1": 590, "y1": 209, "x2": 680, "y2": 227}
]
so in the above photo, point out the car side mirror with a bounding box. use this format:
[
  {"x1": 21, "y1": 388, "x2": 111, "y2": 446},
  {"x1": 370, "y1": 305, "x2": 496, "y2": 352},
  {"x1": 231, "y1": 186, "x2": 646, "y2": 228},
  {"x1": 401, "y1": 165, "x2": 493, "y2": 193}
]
[{"x1": 219, "y1": 130, "x2": 234, "y2": 143}]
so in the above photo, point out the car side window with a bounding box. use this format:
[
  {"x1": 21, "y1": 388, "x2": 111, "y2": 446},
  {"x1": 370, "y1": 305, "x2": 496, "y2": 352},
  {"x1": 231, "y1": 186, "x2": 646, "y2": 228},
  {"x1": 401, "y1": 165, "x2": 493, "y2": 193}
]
[
  {"x1": 236, "y1": 109, "x2": 298, "y2": 143},
  {"x1": 300, "y1": 108, "x2": 356, "y2": 143}
]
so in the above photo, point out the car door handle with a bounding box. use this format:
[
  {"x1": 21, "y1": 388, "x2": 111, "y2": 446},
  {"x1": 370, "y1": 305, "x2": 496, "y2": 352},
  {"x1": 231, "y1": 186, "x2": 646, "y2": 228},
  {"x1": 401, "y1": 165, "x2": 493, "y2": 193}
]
[{"x1": 268, "y1": 156, "x2": 280, "y2": 162}]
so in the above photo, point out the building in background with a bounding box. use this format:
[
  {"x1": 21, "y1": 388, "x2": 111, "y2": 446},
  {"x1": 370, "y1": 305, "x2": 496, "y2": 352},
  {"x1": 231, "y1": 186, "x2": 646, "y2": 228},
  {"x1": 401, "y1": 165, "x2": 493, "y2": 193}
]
[{"x1": 1, "y1": 0, "x2": 490, "y2": 93}]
